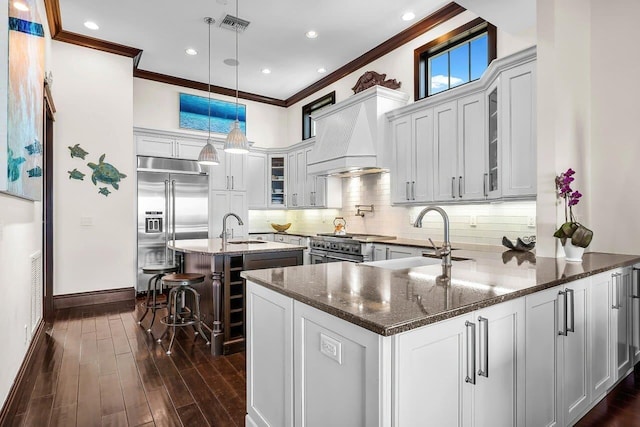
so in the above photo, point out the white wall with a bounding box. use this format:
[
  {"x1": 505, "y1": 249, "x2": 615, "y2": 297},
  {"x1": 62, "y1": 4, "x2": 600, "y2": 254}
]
[
  {"x1": 0, "y1": 0, "x2": 49, "y2": 408},
  {"x1": 51, "y1": 41, "x2": 136, "y2": 295},
  {"x1": 133, "y1": 78, "x2": 288, "y2": 149},
  {"x1": 589, "y1": 0, "x2": 640, "y2": 254}
]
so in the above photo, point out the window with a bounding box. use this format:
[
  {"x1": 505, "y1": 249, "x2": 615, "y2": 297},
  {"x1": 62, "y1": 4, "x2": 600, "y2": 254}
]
[
  {"x1": 415, "y1": 19, "x2": 496, "y2": 100},
  {"x1": 302, "y1": 91, "x2": 335, "y2": 140}
]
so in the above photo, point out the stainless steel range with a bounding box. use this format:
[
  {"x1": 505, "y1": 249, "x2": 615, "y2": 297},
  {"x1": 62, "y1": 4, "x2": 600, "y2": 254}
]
[{"x1": 309, "y1": 233, "x2": 395, "y2": 263}]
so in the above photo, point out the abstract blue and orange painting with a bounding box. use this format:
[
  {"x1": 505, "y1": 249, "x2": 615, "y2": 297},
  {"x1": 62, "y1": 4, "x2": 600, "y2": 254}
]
[
  {"x1": 6, "y1": 0, "x2": 44, "y2": 200},
  {"x1": 179, "y1": 93, "x2": 247, "y2": 135}
]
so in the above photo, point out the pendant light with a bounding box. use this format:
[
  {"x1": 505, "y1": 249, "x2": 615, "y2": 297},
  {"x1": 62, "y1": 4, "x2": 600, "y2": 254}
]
[
  {"x1": 198, "y1": 17, "x2": 221, "y2": 166},
  {"x1": 223, "y1": 0, "x2": 249, "y2": 154}
]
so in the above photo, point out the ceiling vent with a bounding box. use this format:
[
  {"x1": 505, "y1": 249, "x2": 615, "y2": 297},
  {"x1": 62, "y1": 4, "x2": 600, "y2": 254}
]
[{"x1": 220, "y1": 14, "x2": 250, "y2": 32}]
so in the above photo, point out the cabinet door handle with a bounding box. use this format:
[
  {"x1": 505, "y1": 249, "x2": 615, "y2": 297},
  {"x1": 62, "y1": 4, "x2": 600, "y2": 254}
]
[
  {"x1": 411, "y1": 181, "x2": 416, "y2": 200},
  {"x1": 566, "y1": 288, "x2": 575, "y2": 333},
  {"x1": 483, "y1": 173, "x2": 488, "y2": 197},
  {"x1": 478, "y1": 316, "x2": 489, "y2": 378},
  {"x1": 451, "y1": 177, "x2": 456, "y2": 199},
  {"x1": 465, "y1": 320, "x2": 476, "y2": 385},
  {"x1": 459, "y1": 176, "x2": 463, "y2": 198},
  {"x1": 406, "y1": 182, "x2": 410, "y2": 200},
  {"x1": 633, "y1": 268, "x2": 640, "y2": 298},
  {"x1": 231, "y1": 176, "x2": 234, "y2": 190},
  {"x1": 226, "y1": 176, "x2": 230, "y2": 190},
  {"x1": 385, "y1": 247, "x2": 390, "y2": 260},
  {"x1": 612, "y1": 273, "x2": 621, "y2": 309},
  {"x1": 558, "y1": 290, "x2": 568, "y2": 336}
]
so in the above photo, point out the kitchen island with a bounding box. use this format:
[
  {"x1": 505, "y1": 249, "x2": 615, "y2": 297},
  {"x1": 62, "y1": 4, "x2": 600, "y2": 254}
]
[
  {"x1": 168, "y1": 238, "x2": 304, "y2": 355},
  {"x1": 241, "y1": 250, "x2": 640, "y2": 427}
]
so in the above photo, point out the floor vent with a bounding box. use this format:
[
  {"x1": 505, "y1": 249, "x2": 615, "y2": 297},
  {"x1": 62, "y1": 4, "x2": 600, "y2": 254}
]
[
  {"x1": 30, "y1": 251, "x2": 42, "y2": 333},
  {"x1": 219, "y1": 14, "x2": 250, "y2": 33}
]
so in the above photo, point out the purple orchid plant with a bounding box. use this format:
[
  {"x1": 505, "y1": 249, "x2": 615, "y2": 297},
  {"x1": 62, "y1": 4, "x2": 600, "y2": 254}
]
[{"x1": 554, "y1": 168, "x2": 593, "y2": 248}]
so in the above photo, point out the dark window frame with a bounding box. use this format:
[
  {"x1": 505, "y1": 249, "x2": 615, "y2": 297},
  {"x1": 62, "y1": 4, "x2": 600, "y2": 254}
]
[
  {"x1": 302, "y1": 91, "x2": 336, "y2": 140},
  {"x1": 414, "y1": 18, "x2": 496, "y2": 100}
]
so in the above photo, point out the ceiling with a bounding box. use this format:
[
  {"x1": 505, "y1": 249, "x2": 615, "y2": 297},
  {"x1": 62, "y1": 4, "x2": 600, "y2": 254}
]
[{"x1": 57, "y1": 0, "x2": 452, "y2": 101}]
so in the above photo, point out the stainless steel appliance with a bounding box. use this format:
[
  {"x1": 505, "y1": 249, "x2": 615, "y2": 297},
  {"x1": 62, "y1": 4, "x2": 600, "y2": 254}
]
[
  {"x1": 309, "y1": 233, "x2": 396, "y2": 263},
  {"x1": 136, "y1": 156, "x2": 209, "y2": 292}
]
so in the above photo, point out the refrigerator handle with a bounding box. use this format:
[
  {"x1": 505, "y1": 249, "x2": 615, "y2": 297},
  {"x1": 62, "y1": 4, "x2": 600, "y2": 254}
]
[
  {"x1": 164, "y1": 180, "x2": 170, "y2": 263},
  {"x1": 171, "y1": 180, "x2": 177, "y2": 266}
]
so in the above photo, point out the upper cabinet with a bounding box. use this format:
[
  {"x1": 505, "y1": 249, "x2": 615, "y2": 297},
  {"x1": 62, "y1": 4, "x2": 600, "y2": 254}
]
[
  {"x1": 387, "y1": 46, "x2": 537, "y2": 206},
  {"x1": 500, "y1": 60, "x2": 537, "y2": 198},
  {"x1": 136, "y1": 133, "x2": 207, "y2": 160},
  {"x1": 247, "y1": 152, "x2": 268, "y2": 209},
  {"x1": 209, "y1": 144, "x2": 247, "y2": 192}
]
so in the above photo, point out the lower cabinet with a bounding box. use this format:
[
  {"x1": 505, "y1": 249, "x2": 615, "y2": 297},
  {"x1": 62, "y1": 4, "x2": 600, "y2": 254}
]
[
  {"x1": 395, "y1": 298, "x2": 524, "y2": 427},
  {"x1": 632, "y1": 266, "x2": 640, "y2": 364},
  {"x1": 370, "y1": 244, "x2": 423, "y2": 261}
]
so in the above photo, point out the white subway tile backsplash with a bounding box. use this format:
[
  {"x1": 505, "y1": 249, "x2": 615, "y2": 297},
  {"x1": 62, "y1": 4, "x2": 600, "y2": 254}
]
[{"x1": 249, "y1": 172, "x2": 536, "y2": 246}]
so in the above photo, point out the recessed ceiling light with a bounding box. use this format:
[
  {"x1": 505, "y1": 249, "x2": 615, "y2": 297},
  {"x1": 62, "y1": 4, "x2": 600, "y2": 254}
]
[
  {"x1": 185, "y1": 48, "x2": 198, "y2": 56},
  {"x1": 84, "y1": 21, "x2": 99, "y2": 30},
  {"x1": 317, "y1": 67, "x2": 327, "y2": 74},
  {"x1": 402, "y1": 12, "x2": 415, "y2": 21},
  {"x1": 13, "y1": 2, "x2": 29, "y2": 11},
  {"x1": 305, "y1": 30, "x2": 318, "y2": 39},
  {"x1": 261, "y1": 68, "x2": 271, "y2": 74},
  {"x1": 224, "y1": 58, "x2": 239, "y2": 66}
]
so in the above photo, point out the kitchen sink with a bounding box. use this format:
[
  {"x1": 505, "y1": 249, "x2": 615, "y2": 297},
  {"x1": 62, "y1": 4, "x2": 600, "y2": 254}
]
[
  {"x1": 227, "y1": 240, "x2": 268, "y2": 244},
  {"x1": 361, "y1": 256, "x2": 442, "y2": 270}
]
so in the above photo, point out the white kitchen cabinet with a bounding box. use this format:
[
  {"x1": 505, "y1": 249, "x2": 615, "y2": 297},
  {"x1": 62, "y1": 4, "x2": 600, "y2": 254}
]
[
  {"x1": 433, "y1": 93, "x2": 485, "y2": 202},
  {"x1": 485, "y1": 78, "x2": 501, "y2": 199},
  {"x1": 210, "y1": 191, "x2": 247, "y2": 239},
  {"x1": 286, "y1": 148, "x2": 308, "y2": 208},
  {"x1": 210, "y1": 145, "x2": 247, "y2": 191},
  {"x1": 395, "y1": 298, "x2": 524, "y2": 427},
  {"x1": 631, "y1": 267, "x2": 640, "y2": 364},
  {"x1": 612, "y1": 267, "x2": 633, "y2": 382},
  {"x1": 135, "y1": 133, "x2": 208, "y2": 160},
  {"x1": 268, "y1": 155, "x2": 286, "y2": 208},
  {"x1": 247, "y1": 152, "x2": 268, "y2": 209},
  {"x1": 500, "y1": 60, "x2": 536, "y2": 198},
  {"x1": 589, "y1": 271, "x2": 614, "y2": 398},
  {"x1": 246, "y1": 282, "x2": 294, "y2": 427},
  {"x1": 250, "y1": 233, "x2": 273, "y2": 242},
  {"x1": 525, "y1": 278, "x2": 591, "y2": 427},
  {"x1": 390, "y1": 109, "x2": 434, "y2": 204},
  {"x1": 370, "y1": 244, "x2": 422, "y2": 261}
]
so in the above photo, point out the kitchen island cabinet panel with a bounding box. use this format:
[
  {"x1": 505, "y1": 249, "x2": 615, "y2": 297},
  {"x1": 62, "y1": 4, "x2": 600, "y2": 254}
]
[
  {"x1": 632, "y1": 267, "x2": 640, "y2": 364},
  {"x1": 246, "y1": 282, "x2": 293, "y2": 427}
]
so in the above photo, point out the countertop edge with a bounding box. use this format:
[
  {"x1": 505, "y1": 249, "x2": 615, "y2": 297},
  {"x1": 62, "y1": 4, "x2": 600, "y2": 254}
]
[{"x1": 176, "y1": 245, "x2": 305, "y2": 256}]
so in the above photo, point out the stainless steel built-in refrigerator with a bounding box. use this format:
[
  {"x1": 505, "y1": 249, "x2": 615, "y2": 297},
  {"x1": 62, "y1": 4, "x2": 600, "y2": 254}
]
[{"x1": 136, "y1": 156, "x2": 209, "y2": 292}]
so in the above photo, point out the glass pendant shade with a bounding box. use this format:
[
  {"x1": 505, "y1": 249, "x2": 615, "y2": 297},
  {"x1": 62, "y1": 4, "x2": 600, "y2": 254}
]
[
  {"x1": 223, "y1": 120, "x2": 249, "y2": 154},
  {"x1": 198, "y1": 139, "x2": 220, "y2": 165}
]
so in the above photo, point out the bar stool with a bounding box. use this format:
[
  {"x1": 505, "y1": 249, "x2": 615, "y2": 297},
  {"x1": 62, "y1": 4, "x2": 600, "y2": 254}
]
[
  {"x1": 159, "y1": 273, "x2": 211, "y2": 355},
  {"x1": 138, "y1": 264, "x2": 179, "y2": 332}
]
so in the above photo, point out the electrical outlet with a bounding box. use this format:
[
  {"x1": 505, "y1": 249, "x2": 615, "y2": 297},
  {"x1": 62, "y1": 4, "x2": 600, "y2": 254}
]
[
  {"x1": 469, "y1": 215, "x2": 477, "y2": 227},
  {"x1": 528, "y1": 216, "x2": 536, "y2": 228},
  {"x1": 24, "y1": 324, "x2": 28, "y2": 344},
  {"x1": 80, "y1": 216, "x2": 93, "y2": 226},
  {"x1": 408, "y1": 212, "x2": 416, "y2": 225}
]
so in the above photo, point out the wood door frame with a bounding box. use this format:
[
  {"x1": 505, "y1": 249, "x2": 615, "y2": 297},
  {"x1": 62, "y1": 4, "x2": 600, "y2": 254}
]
[{"x1": 43, "y1": 82, "x2": 55, "y2": 320}]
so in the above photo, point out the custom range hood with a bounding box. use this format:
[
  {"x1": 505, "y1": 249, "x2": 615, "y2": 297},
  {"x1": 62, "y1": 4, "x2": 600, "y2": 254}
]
[{"x1": 307, "y1": 86, "x2": 409, "y2": 177}]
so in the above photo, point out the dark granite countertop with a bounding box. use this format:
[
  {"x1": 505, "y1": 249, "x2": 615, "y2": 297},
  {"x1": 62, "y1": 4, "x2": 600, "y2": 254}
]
[
  {"x1": 168, "y1": 238, "x2": 305, "y2": 256},
  {"x1": 241, "y1": 251, "x2": 640, "y2": 336}
]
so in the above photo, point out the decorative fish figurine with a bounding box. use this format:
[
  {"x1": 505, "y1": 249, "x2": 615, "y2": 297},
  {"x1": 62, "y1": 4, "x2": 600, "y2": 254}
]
[
  {"x1": 98, "y1": 187, "x2": 111, "y2": 197},
  {"x1": 88, "y1": 154, "x2": 126, "y2": 189},
  {"x1": 27, "y1": 166, "x2": 42, "y2": 178},
  {"x1": 68, "y1": 143, "x2": 89, "y2": 160},
  {"x1": 25, "y1": 139, "x2": 42, "y2": 155},
  {"x1": 8, "y1": 148, "x2": 26, "y2": 182},
  {"x1": 68, "y1": 168, "x2": 85, "y2": 180}
]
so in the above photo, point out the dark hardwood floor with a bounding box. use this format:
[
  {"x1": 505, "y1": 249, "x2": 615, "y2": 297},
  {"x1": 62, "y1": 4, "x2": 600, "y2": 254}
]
[
  {"x1": 576, "y1": 368, "x2": 640, "y2": 427},
  {"x1": 3, "y1": 300, "x2": 245, "y2": 427},
  {"x1": 4, "y1": 298, "x2": 640, "y2": 426}
]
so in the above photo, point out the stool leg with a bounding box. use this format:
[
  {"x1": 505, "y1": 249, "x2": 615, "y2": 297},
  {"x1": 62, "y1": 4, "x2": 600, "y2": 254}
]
[
  {"x1": 167, "y1": 287, "x2": 180, "y2": 355},
  {"x1": 192, "y1": 287, "x2": 211, "y2": 346},
  {"x1": 157, "y1": 286, "x2": 174, "y2": 344},
  {"x1": 138, "y1": 274, "x2": 156, "y2": 325},
  {"x1": 147, "y1": 274, "x2": 162, "y2": 332}
]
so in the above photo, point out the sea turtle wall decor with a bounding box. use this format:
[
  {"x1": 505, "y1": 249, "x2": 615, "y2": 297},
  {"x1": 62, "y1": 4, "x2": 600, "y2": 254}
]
[
  {"x1": 8, "y1": 148, "x2": 26, "y2": 182},
  {"x1": 68, "y1": 143, "x2": 89, "y2": 160},
  {"x1": 68, "y1": 168, "x2": 85, "y2": 180},
  {"x1": 98, "y1": 187, "x2": 111, "y2": 197},
  {"x1": 87, "y1": 154, "x2": 127, "y2": 190}
]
